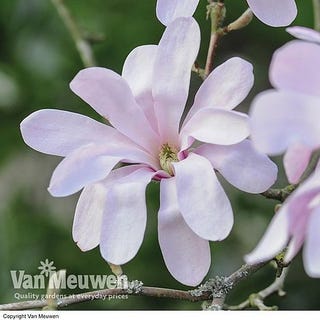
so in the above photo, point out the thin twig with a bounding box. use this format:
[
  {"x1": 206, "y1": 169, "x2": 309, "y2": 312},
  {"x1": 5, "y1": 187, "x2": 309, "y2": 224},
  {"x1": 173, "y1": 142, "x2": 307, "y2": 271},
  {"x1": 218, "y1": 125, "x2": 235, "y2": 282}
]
[
  {"x1": 313, "y1": 0, "x2": 320, "y2": 31},
  {"x1": 51, "y1": 0, "x2": 96, "y2": 67},
  {"x1": 261, "y1": 150, "x2": 320, "y2": 203},
  {"x1": 228, "y1": 267, "x2": 289, "y2": 310}
]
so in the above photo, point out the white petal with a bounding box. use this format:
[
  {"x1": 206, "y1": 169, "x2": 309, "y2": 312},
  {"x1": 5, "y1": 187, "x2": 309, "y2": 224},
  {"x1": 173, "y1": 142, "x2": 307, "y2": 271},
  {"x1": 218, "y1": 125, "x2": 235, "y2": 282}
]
[
  {"x1": 181, "y1": 108, "x2": 249, "y2": 150},
  {"x1": 186, "y1": 57, "x2": 254, "y2": 122},
  {"x1": 153, "y1": 17, "x2": 200, "y2": 144},
  {"x1": 303, "y1": 206, "x2": 320, "y2": 277},
  {"x1": 250, "y1": 90, "x2": 320, "y2": 155},
  {"x1": 70, "y1": 67, "x2": 159, "y2": 153},
  {"x1": 287, "y1": 26, "x2": 320, "y2": 44},
  {"x1": 173, "y1": 153, "x2": 233, "y2": 241},
  {"x1": 246, "y1": 0, "x2": 297, "y2": 27},
  {"x1": 284, "y1": 143, "x2": 312, "y2": 184},
  {"x1": 156, "y1": 0, "x2": 199, "y2": 26},
  {"x1": 158, "y1": 178, "x2": 211, "y2": 286},
  {"x1": 195, "y1": 140, "x2": 278, "y2": 193},
  {"x1": 99, "y1": 168, "x2": 154, "y2": 265},
  {"x1": 122, "y1": 45, "x2": 159, "y2": 133},
  {"x1": 48, "y1": 144, "x2": 121, "y2": 197},
  {"x1": 245, "y1": 206, "x2": 290, "y2": 264}
]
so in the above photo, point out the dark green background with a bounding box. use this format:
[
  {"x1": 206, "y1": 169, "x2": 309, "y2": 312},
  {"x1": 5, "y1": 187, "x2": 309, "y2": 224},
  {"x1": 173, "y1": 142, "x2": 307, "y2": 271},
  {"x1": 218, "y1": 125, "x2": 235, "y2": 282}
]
[{"x1": 0, "y1": 0, "x2": 319, "y2": 310}]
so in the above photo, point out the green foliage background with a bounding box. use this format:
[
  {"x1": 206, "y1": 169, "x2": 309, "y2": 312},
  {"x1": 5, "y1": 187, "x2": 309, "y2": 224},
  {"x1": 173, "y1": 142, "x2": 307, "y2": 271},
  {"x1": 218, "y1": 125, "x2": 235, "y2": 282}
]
[{"x1": 0, "y1": 0, "x2": 319, "y2": 310}]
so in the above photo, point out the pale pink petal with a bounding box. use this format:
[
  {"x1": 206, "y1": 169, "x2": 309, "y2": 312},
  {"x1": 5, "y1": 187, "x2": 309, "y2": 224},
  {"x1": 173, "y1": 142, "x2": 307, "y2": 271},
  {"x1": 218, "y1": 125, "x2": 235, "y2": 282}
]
[
  {"x1": 20, "y1": 109, "x2": 130, "y2": 157},
  {"x1": 185, "y1": 57, "x2": 254, "y2": 123},
  {"x1": 245, "y1": 206, "x2": 290, "y2": 264},
  {"x1": 153, "y1": 17, "x2": 200, "y2": 144},
  {"x1": 287, "y1": 26, "x2": 320, "y2": 44},
  {"x1": 122, "y1": 45, "x2": 159, "y2": 133},
  {"x1": 284, "y1": 143, "x2": 312, "y2": 184},
  {"x1": 270, "y1": 41, "x2": 320, "y2": 96},
  {"x1": 195, "y1": 140, "x2": 277, "y2": 193},
  {"x1": 303, "y1": 206, "x2": 320, "y2": 277},
  {"x1": 156, "y1": 0, "x2": 199, "y2": 26},
  {"x1": 158, "y1": 177, "x2": 210, "y2": 286},
  {"x1": 250, "y1": 90, "x2": 320, "y2": 155},
  {"x1": 99, "y1": 168, "x2": 155, "y2": 265},
  {"x1": 48, "y1": 144, "x2": 121, "y2": 197},
  {"x1": 70, "y1": 67, "x2": 159, "y2": 153},
  {"x1": 181, "y1": 108, "x2": 249, "y2": 150},
  {"x1": 72, "y1": 183, "x2": 107, "y2": 251},
  {"x1": 173, "y1": 153, "x2": 233, "y2": 241},
  {"x1": 72, "y1": 165, "x2": 143, "y2": 251},
  {"x1": 246, "y1": 0, "x2": 297, "y2": 27}
]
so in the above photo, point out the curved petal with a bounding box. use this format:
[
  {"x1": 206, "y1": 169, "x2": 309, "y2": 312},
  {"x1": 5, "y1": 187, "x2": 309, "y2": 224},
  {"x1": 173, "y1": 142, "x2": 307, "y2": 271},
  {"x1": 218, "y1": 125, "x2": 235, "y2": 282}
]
[
  {"x1": 70, "y1": 67, "x2": 159, "y2": 153},
  {"x1": 303, "y1": 206, "x2": 320, "y2": 277},
  {"x1": 270, "y1": 41, "x2": 320, "y2": 96},
  {"x1": 72, "y1": 183, "x2": 107, "y2": 251},
  {"x1": 284, "y1": 143, "x2": 312, "y2": 184},
  {"x1": 246, "y1": 0, "x2": 297, "y2": 27},
  {"x1": 99, "y1": 168, "x2": 155, "y2": 265},
  {"x1": 173, "y1": 153, "x2": 233, "y2": 241},
  {"x1": 72, "y1": 165, "x2": 144, "y2": 251},
  {"x1": 286, "y1": 26, "x2": 320, "y2": 44},
  {"x1": 153, "y1": 17, "x2": 200, "y2": 144},
  {"x1": 122, "y1": 45, "x2": 159, "y2": 133},
  {"x1": 250, "y1": 90, "x2": 320, "y2": 155},
  {"x1": 185, "y1": 57, "x2": 254, "y2": 123},
  {"x1": 245, "y1": 206, "x2": 290, "y2": 264},
  {"x1": 156, "y1": 0, "x2": 199, "y2": 26},
  {"x1": 158, "y1": 178, "x2": 210, "y2": 286},
  {"x1": 48, "y1": 144, "x2": 121, "y2": 197},
  {"x1": 181, "y1": 108, "x2": 249, "y2": 150},
  {"x1": 195, "y1": 140, "x2": 278, "y2": 193},
  {"x1": 20, "y1": 109, "x2": 131, "y2": 157}
]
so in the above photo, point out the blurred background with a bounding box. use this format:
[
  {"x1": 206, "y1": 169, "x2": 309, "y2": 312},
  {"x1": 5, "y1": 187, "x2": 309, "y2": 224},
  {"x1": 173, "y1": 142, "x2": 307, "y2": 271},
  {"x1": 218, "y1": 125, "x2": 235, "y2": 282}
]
[{"x1": 0, "y1": 0, "x2": 319, "y2": 310}]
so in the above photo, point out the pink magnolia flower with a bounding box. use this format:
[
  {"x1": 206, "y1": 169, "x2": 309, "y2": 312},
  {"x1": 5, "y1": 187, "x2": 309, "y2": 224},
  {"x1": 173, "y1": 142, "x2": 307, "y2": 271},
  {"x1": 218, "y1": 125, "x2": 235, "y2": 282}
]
[
  {"x1": 250, "y1": 28, "x2": 320, "y2": 184},
  {"x1": 156, "y1": 0, "x2": 297, "y2": 27},
  {"x1": 245, "y1": 170, "x2": 320, "y2": 277},
  {"x1": 21, "y1": 17, "x2": 277, "y2": 286}
]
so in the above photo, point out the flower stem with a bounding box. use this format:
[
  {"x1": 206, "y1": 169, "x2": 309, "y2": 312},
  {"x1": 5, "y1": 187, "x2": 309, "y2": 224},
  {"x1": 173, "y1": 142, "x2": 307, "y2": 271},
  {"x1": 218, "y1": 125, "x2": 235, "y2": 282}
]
[
  {"x1": 51, "y1": 0, "x2": 96, "y2": 67},
  {"x1": 313, "y1": 0, "x2": 320, "y2": 31},
  {"x1": 204, "y1": 1, "x2": 226, "y2": 77}
]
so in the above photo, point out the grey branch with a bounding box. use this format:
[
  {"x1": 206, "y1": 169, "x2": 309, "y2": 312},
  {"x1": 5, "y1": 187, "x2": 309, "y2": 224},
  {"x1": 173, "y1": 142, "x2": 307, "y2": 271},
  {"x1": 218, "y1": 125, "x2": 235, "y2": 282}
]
[{"x1": 0, "y1": 261, "x2": 269, "y2": 311}]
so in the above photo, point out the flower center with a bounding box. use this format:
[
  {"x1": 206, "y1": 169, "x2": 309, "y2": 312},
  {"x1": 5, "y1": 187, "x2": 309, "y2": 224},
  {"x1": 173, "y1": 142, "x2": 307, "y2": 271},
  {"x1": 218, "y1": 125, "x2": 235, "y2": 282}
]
[{"x1": 159, "y1": 143, "x2": 179, "y2": 176}]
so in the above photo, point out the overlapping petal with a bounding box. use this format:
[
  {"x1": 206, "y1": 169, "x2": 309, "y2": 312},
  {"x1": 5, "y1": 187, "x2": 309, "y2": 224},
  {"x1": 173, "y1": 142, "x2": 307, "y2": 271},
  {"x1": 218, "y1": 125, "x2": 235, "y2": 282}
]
[
  {"x1": 284, "y1": 144, "x2": 312, "y2": 184},
  {"x1": 48, "y1": 144, "x2": 121, "y2": 197},
  {"x1": 303, "y1": 207, "x2": 320, "y2": 277},
  {"x1": 246, "y1": 0, "x2": 297, "y2": 27},
  {"x1": 195, "y1": 140, "x2": 277, "y2": 193},
  {"x1": 156, "y1": 0, "x2": 199, "y2": 26},
  {"x1": 250, "y1": 90, "x2": 320, "y2": 155},
  {"x1": 72, "y1": 165, "x2": 143, "y2": 251},
  {"x1": 186, "y1": 57, "x2": 254, "y2": 122},
  {"x1": 173, "y1": 153, "x2": 233, "y2": 241},
  {"x1": 287, "y1": 26, "x2": 320, "y2": 44},
  {"x1": 270, "y1": 41, "x2": 320, "y2": 97},
  {"x1": 153, "y1": 17, "x2": 200, "y2": 144},
  {"x1": 99, "y1": 168, "x2": 155, "y2": 265},
  {"x1": 158, "y1": 178, "x2": 211, "y2": 286},
  {"x1": 181, "y1": 108, "x2": 249, "y2": 150},
  {"x1": 122, "y1": 45, "x2": 159, "y2": 133},
  {"x1": 20, "y1": 109, "x2": 131, "y2": 157},
  {"x1": 70, "y1": 67, "x2": 159, "y2": 153},
  {"x1": 245, "y1": 206, "x2": 290, "y2": 264}
]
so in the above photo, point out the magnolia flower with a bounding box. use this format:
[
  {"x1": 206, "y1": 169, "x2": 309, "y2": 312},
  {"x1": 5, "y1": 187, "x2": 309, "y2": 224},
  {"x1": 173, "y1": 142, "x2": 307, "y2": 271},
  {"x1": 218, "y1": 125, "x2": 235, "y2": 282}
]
[
  {"x1": 245, "y1": 170, "x2": 320, "y2": 277},
  {"x1": 156, "y1": 0, "x2": 297, "y2": 27},
  {"x1": 250, "y1": 28, "x2": 320, "y2": 184},
  {"x1": 21, "y1": 17, "x2": 276, "y2": 286}
]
